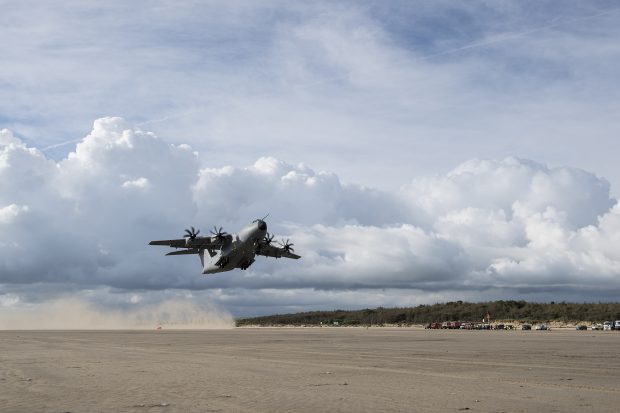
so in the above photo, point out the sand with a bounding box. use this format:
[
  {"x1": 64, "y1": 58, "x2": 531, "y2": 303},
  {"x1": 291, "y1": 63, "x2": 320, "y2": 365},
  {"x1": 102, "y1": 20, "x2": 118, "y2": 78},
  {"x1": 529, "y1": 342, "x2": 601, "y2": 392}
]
[{"x1": 1, "y1": 328, "x2": 619, "y2": 412}]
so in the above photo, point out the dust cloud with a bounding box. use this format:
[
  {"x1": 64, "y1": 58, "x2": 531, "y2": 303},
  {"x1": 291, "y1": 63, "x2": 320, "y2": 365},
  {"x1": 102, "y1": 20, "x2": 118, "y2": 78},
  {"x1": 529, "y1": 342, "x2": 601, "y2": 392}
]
[{"x1": 0, "y1": 299, "x2": 234, "y2": 330}]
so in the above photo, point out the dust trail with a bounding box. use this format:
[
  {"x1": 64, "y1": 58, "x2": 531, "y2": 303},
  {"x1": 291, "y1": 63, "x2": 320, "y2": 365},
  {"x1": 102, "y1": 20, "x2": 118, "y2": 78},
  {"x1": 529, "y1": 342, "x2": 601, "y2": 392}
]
[{"x1": 0, "y1": 299, "x2": 234, "y2": 330}]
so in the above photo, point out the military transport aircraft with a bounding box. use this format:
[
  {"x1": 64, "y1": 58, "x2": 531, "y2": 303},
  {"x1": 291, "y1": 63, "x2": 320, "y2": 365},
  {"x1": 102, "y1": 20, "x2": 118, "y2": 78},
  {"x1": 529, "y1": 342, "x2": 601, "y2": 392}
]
[{"x1": 149, "y1": 218, "x2": 300, "y2": 274}]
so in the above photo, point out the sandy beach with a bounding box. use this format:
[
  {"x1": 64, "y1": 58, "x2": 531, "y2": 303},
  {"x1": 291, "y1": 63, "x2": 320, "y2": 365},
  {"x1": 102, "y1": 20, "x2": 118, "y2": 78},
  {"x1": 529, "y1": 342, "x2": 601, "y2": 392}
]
[{"x1": 1, "y1": 328, "x2": 619, "y2": 412}]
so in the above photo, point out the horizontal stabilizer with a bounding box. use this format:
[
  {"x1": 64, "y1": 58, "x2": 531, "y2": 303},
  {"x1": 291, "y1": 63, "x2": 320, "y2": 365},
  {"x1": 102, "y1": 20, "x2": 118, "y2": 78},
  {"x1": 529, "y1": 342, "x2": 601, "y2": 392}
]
[{"x1": 166, "y1": 248, "x2": 200, "y2": 256}]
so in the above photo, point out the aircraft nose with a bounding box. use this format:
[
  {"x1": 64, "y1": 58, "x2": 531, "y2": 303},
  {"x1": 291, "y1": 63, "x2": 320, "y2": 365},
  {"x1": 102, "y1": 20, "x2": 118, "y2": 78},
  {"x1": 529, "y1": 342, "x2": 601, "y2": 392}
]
[{"x1": 258, "y1": 220, "x2": 267, "y2": 231}]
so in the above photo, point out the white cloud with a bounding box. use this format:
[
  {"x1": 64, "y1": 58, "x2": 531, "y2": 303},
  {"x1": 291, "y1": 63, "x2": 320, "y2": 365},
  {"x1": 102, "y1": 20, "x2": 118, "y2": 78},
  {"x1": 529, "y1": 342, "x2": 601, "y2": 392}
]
[
  {"x1": 2, "y1": 1, "x2": 619, "y2": 197},
  {"x1": 122, "y1": 177, "x2": 151, "y2": 190},
  {"x1": 0, "y1": 204, "x2": 29, "y2": 224},
  {"x1": 0, "y1": 129, "x2": 23, "y2": 147},
  {"x1": 1, "y1": 118, "x2": 619, "y2": 315},
  {"x1": 1, "y1": 1, "x2": 619, "y2": 317},
  {"x1": 193, "y1": 156, "x2": 406, "y2": 227},
  {"x1": 404, "y1": 157, "x2": 614, "y2": 229}
]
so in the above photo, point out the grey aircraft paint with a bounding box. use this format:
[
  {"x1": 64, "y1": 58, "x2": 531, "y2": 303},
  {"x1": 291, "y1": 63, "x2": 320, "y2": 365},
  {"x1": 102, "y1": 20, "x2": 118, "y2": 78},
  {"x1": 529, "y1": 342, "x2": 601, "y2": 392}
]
[{"x1": 149, "y1": 219, "x2": 300, "y2": 274}]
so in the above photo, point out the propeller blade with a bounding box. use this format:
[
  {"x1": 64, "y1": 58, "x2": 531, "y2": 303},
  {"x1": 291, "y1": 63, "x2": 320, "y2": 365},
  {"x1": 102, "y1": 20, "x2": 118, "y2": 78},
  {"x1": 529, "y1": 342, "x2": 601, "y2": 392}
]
[
  {"x1": 210, "y1": 225, "x2": 227, "y2": 239},
  {"x1": 183, "y1": 226, "x2": 200, "y2": 239},
  {"x1": 277, "y1": 238, "x2": 294, "y2": 252},
  {"x1": 264, "y1": 232, "x2": 275, "y2": 245}
]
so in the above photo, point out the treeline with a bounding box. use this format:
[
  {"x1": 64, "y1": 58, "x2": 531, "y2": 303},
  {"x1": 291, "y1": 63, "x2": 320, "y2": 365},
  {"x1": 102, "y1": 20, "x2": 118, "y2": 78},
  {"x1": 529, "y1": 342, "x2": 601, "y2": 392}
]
[{"x1": 236, "y1": 301, "x2": 620, "y2": 326}]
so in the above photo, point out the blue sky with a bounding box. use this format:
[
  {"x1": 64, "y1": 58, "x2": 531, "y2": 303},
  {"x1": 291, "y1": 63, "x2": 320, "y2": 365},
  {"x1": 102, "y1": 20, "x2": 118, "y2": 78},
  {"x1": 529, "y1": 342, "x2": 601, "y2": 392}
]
[
  {"x1": 2, "y1": 0, "x2": 618, "y2": 191},
  {"x1": 1, "y1": 1, "x2": 620, "y2": 322}
]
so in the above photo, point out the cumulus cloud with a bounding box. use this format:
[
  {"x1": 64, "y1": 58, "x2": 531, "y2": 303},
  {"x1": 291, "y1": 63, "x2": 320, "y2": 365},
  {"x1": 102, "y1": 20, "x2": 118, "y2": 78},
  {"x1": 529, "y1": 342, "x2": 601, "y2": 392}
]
[
  {"x1": 404, "y1": 157, "x2": 614, "y2": 229},
  {"x1": 1, "y1": 118, "x2": 619, "y2": 316},
  {"x1": 3, "y1": 1, "x2": 619, "y2": 197},
  {"x1": 194, "y1": 156, "x2": 407, "y2": 227}
]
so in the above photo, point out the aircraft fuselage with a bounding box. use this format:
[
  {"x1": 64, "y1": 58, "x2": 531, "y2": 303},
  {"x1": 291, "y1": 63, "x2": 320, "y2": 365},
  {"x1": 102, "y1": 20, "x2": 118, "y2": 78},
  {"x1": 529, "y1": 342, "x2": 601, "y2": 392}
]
[{"x1": 201, "y1": 220, "x2": 267, "y2": 274}]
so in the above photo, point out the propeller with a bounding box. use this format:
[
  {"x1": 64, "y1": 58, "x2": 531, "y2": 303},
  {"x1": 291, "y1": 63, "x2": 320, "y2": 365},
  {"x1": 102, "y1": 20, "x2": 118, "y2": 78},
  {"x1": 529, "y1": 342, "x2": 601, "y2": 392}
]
[
  {"x1": 183, "y1": 226, "x2": 200, "y2": 239},
  {"x1": 277, "y1": 238, "x2": 295, "y2": 253},
  {"x1": 210, "y1": 226, "x2": 228, "y2": 240},
  {"x1": 264, "y1": 232, "x2": 275, "y2": 245}
]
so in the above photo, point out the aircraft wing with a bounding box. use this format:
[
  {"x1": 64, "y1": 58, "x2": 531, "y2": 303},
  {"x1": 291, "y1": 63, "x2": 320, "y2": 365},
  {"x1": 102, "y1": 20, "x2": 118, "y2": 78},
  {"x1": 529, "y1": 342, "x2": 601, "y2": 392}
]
[
  {"x1": 149, "y1": 238, "x2": 188, "y2": 248},
  {"x1": 255, "y1": 243, "x2": 301, "y2": 260},
  {"x1": 149, "y1": 235, "x2": 231, "y2": 250}
]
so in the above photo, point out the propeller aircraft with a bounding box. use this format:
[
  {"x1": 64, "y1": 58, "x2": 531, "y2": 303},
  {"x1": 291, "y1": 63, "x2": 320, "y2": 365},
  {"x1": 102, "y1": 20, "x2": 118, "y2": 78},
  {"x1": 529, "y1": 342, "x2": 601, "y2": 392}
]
[{"x1": 149, "y1": 218, "x2": 300, "y2": 274}]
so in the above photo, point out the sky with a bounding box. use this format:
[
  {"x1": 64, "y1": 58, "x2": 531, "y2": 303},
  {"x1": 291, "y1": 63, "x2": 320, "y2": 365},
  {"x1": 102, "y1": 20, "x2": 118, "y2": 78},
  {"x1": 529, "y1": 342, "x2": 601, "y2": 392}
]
[{"x1": 1, "y1": 0, "x2": 619, "y2": 321}]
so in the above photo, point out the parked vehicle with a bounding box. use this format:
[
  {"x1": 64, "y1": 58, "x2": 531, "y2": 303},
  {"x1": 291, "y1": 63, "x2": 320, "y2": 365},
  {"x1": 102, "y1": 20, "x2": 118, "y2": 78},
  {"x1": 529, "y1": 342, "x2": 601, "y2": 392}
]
[
  {"x1": 603, "y1": 321, "x2": 613, "y2": 331},
  {"x1": 521, "y1": 324, "x2": 532, "y2": 330},
  {"x1": 615, "y1": 320, "x2": 620, "y2": 330},
  {"x1": 504, "y1": 324, "x2": 514, "y2": 330},
  {"x1": 591, "y1": 324, "x2": 603, "y2": 331},
  {"x1": 495, "y1": 323, "x2": 505, "y2": 330},
  {"x1": 535, "y1": 324, "x2": 548, "y2": 330},
  {"x1": 575, "y1": 325, "x2": 587, "y2": 331}
]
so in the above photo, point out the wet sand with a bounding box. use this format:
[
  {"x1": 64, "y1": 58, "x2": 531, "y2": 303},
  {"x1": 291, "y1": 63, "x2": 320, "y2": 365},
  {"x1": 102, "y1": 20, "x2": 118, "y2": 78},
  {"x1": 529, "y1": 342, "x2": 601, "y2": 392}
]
[{"x1": 1, "y1": 328, "x2": 619, "y2": 412}]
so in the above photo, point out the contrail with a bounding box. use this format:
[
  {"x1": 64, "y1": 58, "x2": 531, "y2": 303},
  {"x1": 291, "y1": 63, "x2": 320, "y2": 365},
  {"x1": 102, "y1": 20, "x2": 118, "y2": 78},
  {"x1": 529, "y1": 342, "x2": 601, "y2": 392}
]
[
  {"x1": 410, "y1": 7, "x2": 620, "y2": 63},
  {"x1": 275, "y1": 6, "x2": 620, "y2": 92},
  {"x1": 137, "y1": 7, "x2": 618, "y2": 127},
  {"x1": 41, "y1": 138, "x2": 83, "y2": 152},
  {"x1": 44, "y1": 7, "x2": 620, "y2": 149}
]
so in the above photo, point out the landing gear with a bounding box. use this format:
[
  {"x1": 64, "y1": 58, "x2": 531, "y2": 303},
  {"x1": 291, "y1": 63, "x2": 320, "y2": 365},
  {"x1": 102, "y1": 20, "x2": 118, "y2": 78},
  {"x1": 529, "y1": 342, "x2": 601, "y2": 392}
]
[
  {"x1": 239, "y1": 258, "x2": 255, "y2": 270},
  {"x1": 216, "y1": 257, "x2": 229, "y2": 268}
]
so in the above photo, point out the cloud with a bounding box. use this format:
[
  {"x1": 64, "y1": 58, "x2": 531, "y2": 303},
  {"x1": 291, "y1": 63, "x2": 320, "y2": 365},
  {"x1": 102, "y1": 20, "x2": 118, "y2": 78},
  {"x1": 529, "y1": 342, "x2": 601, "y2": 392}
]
[
  {"x1": 2, "y1": 1, "x2": 619, "y2": 198},
  {"x1": 0, "y1": 204, "x2": 29, "y2": 224},
  {"x1": 193, "y1": 156, "x2": 407, "y2": 227},
  {"x1": 1, "y1": 118, "x2": 619, "y2": 316},
  {"x1": 407, "y1": 157, "x2": 614, "y2": 229},
  {"x1": 2, "y1": 1, "x2": 619, "y2": 317}
]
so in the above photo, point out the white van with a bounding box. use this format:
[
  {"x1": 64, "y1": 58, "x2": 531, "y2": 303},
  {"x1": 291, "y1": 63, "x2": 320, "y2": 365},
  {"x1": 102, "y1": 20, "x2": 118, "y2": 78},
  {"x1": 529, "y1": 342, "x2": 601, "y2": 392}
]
[
  {"x1": 603, "y1": 321, "x2": 613, "y2": 331},
  {"x1": 615, "y1": 320, "x2": 620, "y2": 330}
]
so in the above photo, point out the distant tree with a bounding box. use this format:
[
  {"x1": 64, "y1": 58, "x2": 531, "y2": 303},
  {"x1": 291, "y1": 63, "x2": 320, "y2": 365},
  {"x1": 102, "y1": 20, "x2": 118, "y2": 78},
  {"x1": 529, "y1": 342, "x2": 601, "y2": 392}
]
[{"x1": 236, "y1": 301, "x2": 620, "y2": 327}]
